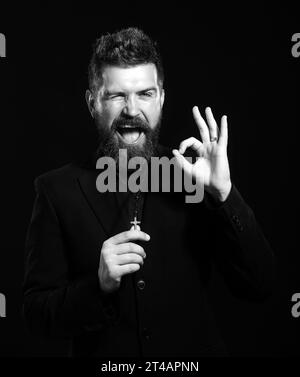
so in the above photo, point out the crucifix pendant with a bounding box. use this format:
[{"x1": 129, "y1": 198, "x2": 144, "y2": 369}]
[
  {"x1": 130, "y1": 216, "x2": 141, "y2": 231},
  {"x1": 130, "y1": 191, "x2": 142, "y2": 231}
]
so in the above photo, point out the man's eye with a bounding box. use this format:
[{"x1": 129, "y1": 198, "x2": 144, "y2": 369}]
[
  {"x1": 141, "y1": 91, "x2": 154, "y2": 97},
  {"x1": 110, "y1": 95, "x2": 124, "y2": 99}
]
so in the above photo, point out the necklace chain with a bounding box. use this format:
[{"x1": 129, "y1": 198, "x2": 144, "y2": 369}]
[{"x1": 134, "y1": 190, "x2": 141, "y2": 219}]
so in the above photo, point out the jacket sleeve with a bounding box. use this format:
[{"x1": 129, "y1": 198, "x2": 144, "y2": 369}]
[
  {"x1": 203, "y1": 184, "x2": 276, "y2": 301},
  {"x1": 23, "y1": 177, "x2": 120, "y2": 339}
]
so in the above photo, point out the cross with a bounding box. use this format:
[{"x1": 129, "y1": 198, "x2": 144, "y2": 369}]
[{"x1": 130, "y1": 216, "x2": 141, "y2": 230}]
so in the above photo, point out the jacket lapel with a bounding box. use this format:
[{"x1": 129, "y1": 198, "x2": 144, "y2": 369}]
[
  {"x1": 77, "y1": 168, "x2": 122, "y2": 237},
  {"x1": 76, "y1": 151, "x2": 129, "y2": 237}
]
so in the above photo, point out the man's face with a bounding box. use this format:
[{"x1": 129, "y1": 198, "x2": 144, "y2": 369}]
[{"x1": 87, "y1": 64, "x2": 165, "y2": 161}]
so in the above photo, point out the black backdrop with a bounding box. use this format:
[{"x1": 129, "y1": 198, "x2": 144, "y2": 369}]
[{"x1": 0, "y1": 2, "x2": 299, "y2": 357}]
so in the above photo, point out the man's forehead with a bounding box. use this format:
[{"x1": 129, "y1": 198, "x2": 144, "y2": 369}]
[{"x1": 101, "y1": 64, "x2": 159, "y2": 90}]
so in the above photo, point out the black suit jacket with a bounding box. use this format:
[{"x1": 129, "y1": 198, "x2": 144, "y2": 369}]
[{"x1": 23, "y1": 147, "x2": 275, "y2": 357}]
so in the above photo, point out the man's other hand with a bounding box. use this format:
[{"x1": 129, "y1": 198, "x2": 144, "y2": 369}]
[{"x1": 98, "y1": 230, "x2": 150, "y2": 293}]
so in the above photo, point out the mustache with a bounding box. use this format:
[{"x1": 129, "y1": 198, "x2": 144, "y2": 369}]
[{"x1": 111, "y1": 115, "x2": 150, "y2": 133}]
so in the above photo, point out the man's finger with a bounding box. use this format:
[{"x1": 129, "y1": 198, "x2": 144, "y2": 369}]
[
  {"x1": 106, "y1": 230, "x2": 150, "y2": 245},
  {"x1": 117, "y1": 263, "x2": 141, "y2": 276},
  {"x1": 218, "y1": 115, "x2": 228, "y2": 148},
  {"x1": 205, "y1": 107, "x2": 219, "y2": 141},
  {"x1": 115, "y1": 242, "x2": 146, "y2": 258},
  {"x1": 178, "y1": 137, "x2": 203, "y2": 155},
  {"x1": 192, "y1": 106, "x2": 210, "y2": 144},
  {"x1": 117, "y1": 253, "x2": 145, "y2": 266}
]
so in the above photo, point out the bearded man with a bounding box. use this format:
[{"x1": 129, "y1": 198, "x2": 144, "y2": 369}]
[{"x1": 23, "y1": 27, "x2": 275, "y2": 357}]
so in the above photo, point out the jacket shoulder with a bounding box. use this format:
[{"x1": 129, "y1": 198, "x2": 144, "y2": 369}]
[{"x1": 34, "y1": 162, "x2": 85, "y2": 192}]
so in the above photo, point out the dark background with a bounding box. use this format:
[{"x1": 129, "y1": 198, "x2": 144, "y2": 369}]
[{"x1": 0, "y1": 2, "x2": 299, "y2": 356}]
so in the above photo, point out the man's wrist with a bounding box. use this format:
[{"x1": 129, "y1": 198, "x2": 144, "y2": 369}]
[{"x1": 207, "y1": 181, "x2": 232, "y2": 203}]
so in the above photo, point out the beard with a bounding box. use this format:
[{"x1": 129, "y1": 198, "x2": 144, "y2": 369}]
[{"x1": 95, "y1": 112, "x2": 162, "y2": 164}]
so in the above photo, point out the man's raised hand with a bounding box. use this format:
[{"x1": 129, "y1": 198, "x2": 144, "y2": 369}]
[
  {"x1": 98, "y1": 229, "x2": 150, "y2": 293},
  {"x1": 172, "y1": 106, "x2": 232, "y2": 202}
]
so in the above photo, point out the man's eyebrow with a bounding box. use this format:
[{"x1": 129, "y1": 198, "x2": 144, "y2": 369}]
[
  {"x1": 103, "y1": 90, "x2": 125, "y2": 96},
  {"x1": 103, "y1": 87, "x2": 158, "y2": 97},
  {"x1": 137, "y1": 87, "x2": 157, "y2": 94}
]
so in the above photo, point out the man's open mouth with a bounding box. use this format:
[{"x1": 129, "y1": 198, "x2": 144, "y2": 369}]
[{"x1": 116, "y1": 125, "x2": 145, "y2": 145}]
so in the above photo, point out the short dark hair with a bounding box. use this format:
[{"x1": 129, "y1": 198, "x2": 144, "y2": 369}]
[{"x1": 88, "y1": 27, "x2": 164, "y2": 93}]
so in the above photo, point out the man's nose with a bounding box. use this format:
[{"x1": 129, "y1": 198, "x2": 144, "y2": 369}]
[{"x1": 123, "y1": 96, "x2": 140, "y2": 117}]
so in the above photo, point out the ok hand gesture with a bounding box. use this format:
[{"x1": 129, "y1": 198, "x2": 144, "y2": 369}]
[{"x1": 173, "y1": 106, "x2": 232, "y2": 202}]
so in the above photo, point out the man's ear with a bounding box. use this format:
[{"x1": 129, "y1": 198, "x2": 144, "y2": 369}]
[
  {"x1": 160, "y1": 88, "x2": 165, "y2": 108},
  {"x1": 85, "y1": 89, "x2": 95, "y2": 118}
]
